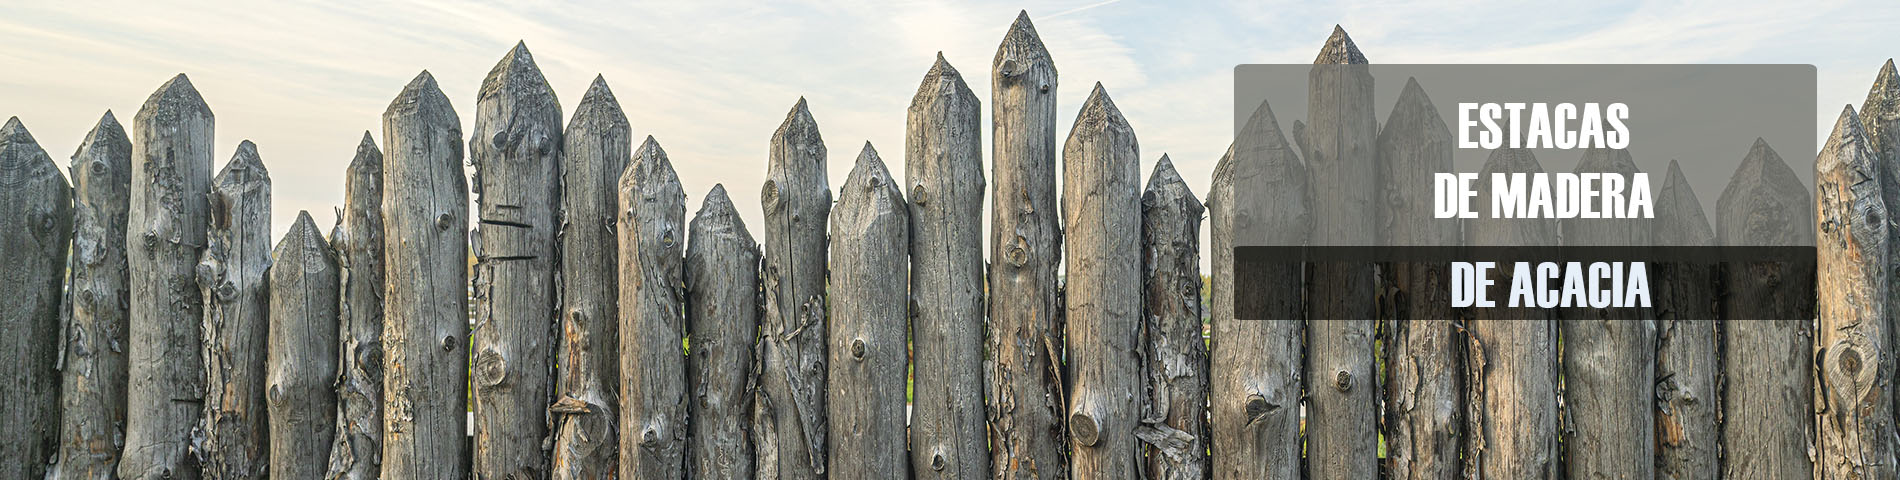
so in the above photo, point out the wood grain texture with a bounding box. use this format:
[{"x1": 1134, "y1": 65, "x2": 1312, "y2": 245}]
[
  {"x1": 1717, "y1": 139, "x2": 1813, "y2": 480},
  {"x1": 987, "y1": 12, "x2": 1068, "y2": 479},
  {"x1": 1654, "y1": 161, "x2": 1718, "y2": 480},
  {"x1": 1860, "y1": 59, "x2": 1900, "y2": 450},
  {"x1": 0, "y1": 117, "x2": 72, "y2": 479},
  {"x1": 1384, "y1": 318, "x2": 1461, "y2": 480},
  {"x1": 1063, "y1": 84, "x2": 1143, "y2": 480},
  {"x1": 1465, "y1": 319, "x2": 1558, "y2": 480},
  {"x1": 197, "y1": 140, "x2": 272, "y2": 480},
  {"x1": 326, "y1": 132, "x2": 385, "y2": 480},
  {"x1": 1558, "y1": 319, "x2": 1656, "y2": 479},
  {"x1": 685, "y1": 185, "x2": 759, "y2": 480},
  {"x1": 619, "y1": 137, "x2": 687, "y2": 480},
  {"x1": 379, "y1": 71, "x2": 470, "y2": 480},
  {"x1": 756, "y1": 98, "x2": 831, "y2": 480},
  {"x1": 268, "y1": 212, "x2": 340, "y2": 479},
  {"x1": 123, "y1": 74, "x2": 215, "y2": 480},
  {"x1": 1814, "y1": 105, "x2": 1896, "y2": 480},
  {"x1": 1137, "y1": 156, "x2": 1206, "y2": 480},
  {"x1": 1376, "y1": 78, "x2": 1457, "y2": 322},
  {"x1": 1716, "y1": 138, "x2": 1814, "y2": 319},
  {"x1": 53, "y1": 112, "x2": 132, "y2": 480},
  {"x1": 826, "y1": 144, "x2": 910, "y2": 480},
  {"x1": 906, "y1": 53, "x2": 990, "y2": 480},
  {"x1": 553, "y1": 76, "x2": 627, "y2": 480}
]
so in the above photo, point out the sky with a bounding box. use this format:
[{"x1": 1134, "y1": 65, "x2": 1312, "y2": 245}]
[{"x1": 3, "y1": 0, "x2": 1897, "y2": 257}]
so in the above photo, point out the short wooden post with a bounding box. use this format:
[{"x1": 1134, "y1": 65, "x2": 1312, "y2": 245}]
[
  {"x1": 553, "y1": 75, "x2": 629, "y2": 480},
  {"x1": 619, "y1": 137, "x2": 687, "y2": 479},
  {"x1": 1653, "y1": 161, "x2": 1719, "y2": 480},
  {"x1": 686, "y1": 185, "x2": 760, "y2": 479},
  {"x1": 1814, "y1": 105, "x2": 1896, "y2": 479},
  {"x1": 197, "y1": 140, "x2": 272, "y2": 480},
  {"x1": 1137, "y1": 155, "x2": 1206, "y2": 480},
  {"x1": 1716, "y1": 138, "x2": 1813, "y2": 479},
  {"x1": 123, "y1": 74, "x2": 215, "y2": 480},
  {"x1": 267, "y1": 212, "x2": 340, "y2": 478},
  {"x1": 1063, "y1": 84, "x2": 1143, "y2": 479},
  {"x1": 54, "y1": 111, "x2": 132, "y2": 480},
  {"x1": 1465, "y1": 149, "x2": 1558, "y2": 480},
  {"x1": 379, "y1": 70, "x2": 470, "y2": 480},
  {"x1": 756, "y1": 98, "x2": 830, "y2": 480},
  {"x1": 326, "y1": 131, "x2": 385, "y2": 480},
  {"x1": 0, "y1": 117, "x2": 72, "y2": 479},
  {"x1": 826, "y1": 143, "x2": 910, "y2": 480}
]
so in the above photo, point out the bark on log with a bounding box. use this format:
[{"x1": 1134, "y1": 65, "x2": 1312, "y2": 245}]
[
  {"x1": 1716, "y1": 139, "x2": 1813, "y2": 479},
  {"x1": 553, "y1": 75, "x2": 628, "y2": 480},
  {"x1": 0, "y1": 117, "x2": 72, "y2": 479},
  {"x1": 1210, "y1": 99, "x2": 1305, "y2": 480},
  {"x1": 1558, "y1": 319, "x2": 1655, "y2": 479},
  {"x1": 826, "y1": 144, "x2": 910, "y2": 480},
  {"x1": 379, "y1": 71, "x2": 469, "y2": 480},
  {"x1": 1814, "y1": 105, "x2": 1897, "y2": 480},
  {"x1": 988, "y1": 12, "x2": 1068, "y2": 479},
  {"x1": 123, "y1": 74, "x2": 215, "y2": 480},
  {"x1": 326, "y1": 132, "x2": 385, "y2": 480},
  {"x1": 469, "y1": 42, "x2": 563, "y2": 479},
  {"x1": 1377, "y1": 78, "x2": 1457, "y2": 321},
  {"x1": 756, "y1": 98, "x2": 831, "y2": 480},
  {"x1": 1465, "y1": 149, "x2": 1557, "y2": 480},
  {"x1": 1384, "y1": 319, "x2": 1461, "y2": 480},
  {"x1": 686, "y1": 185, "x2": 759, "y2": 479},
  {"x1": 269, "y1": 212, "x2": 341, "y2": 479},
  {"x1": 1654, "y1": 163, "x2": 1719, "y2": 480},
  {"x1": 619, "y1": 137, "x2": 687, "y2": 479},
  {"x1": 906, "y1": 53, "x2": 990, "y2": 480},
  {"x1": 1137, "y1": 156, "x2": 1206, "y2": 480},
  {"x1": 1860, "y1": 59, "x2": 1900, "y2": 448},
  {"x1": 53, "y1": 111, "x2": 132, "y2": 480},
  {"x1": 1062, "y1": 84, "x2": 1143, "y2": 480},
  {"x1": 1303, "y1": 26, "x2": 1377, "y2": 323},
  {"x1": 196, "y1": 140, "x2": 272, "y2": 480}
]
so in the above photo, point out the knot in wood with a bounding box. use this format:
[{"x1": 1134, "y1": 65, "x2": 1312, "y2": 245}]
[
  {"x1": 1069, "y1": 412, "x2": 1100, "y2": 447},
  {"x1": 1840, "y1": 347, "x2": 1863, "y2": 375},
  {"x1": 761, "y1": 180, "x2": 781, "y2": 213},
  {"x1": 850, "y1": 339, "x2": 866, "y2": 360},
  {"x1": 269, "y1": 384, "x2": 285, "y2": 406},
  {"x1": 930, "y1": 453, "x2": 946, "y2": 471},
  {"x1": 436, "y1": 212, "x2": 454, "y2": 230},
  {"x1": 142, "y1": 231, "x2": 158, "y2": 249},
  {"x1": 475, "y1": 349, "x2": 508, "y2": 387},
  {"x1": 1245, "y1": 394, "x2": 1276, "y2": 422},
  {"x1": 441, "y1": 335, "x2": 457, "y2": 352},
  {"x1": 641, "y1": 427, "x2": 660, "y2": 447},
  {"x1": 88, "y1": 159, "x2": 108, "y2": 176},
  {"x1": 1006, "y1": 236, "x2": 1030, "y2": 267},
  {"x1": 215, "y1": 280, "x2": 238, "y2": 302},
  {"x1": 1334, "y1": 371, "x2": 1352, "y2": 392},
  {"x1": 911, "y1": 184, "x2": 928, "y2": 205}
]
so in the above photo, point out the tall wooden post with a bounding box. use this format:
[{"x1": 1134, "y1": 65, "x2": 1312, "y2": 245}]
[
  {"x1": 906, "y1": 53, "x2": 990, "y2": 480},
  {"x1": 326, "y1": 131, "x2": 385, "y2": 480},
  {"x1": 197, "y1": 140, "x2": 272, "y2": 480},
  {"x1": 1716, "y1": 138, "x2": 1813, "y2": 479},
  {"x1": 619, "y1": 137, "x2": 687, "y2": 479},
  {"x1": 469, "y1": 42, "x2": 563, "y2": 479},
  {"x1": 0, "y1": 117, "x2": 72, "y2": 479},
  {"x1": 826, "y1": 143, "x2": 910, "y2": 480},
  {"x1": 379, "y1": 70, "x2": 470, "y2": 480},
  {"x1": 1465, "y1": 149, "x2": 1557, "y2": 480},
  {"x1": 1653, "y1": 161, "x2": 1719, "y2": 480},
  {"x1": 1859, "y1": 59, "x2": 1900, "y2": 447},
  {"x1": 267, "y1": 212, "x2": 340, "y2": 479},
  {"x1": 988, "y1": 12, "x2": 1068, "y2": 478},
  {"x1": 54, "y1": 111, "x2": 132, "y2": 480},
  {"x1": 1063, "y1": 84, "x2": 1143, "y2": 479},
  {"x1": 1814, "y1": 105, "x2": 1896, "y2": 479},
  {"x1": 686, "y1": 185, "x2": 760, "y2": 479},
  {"x1": 553, "y1": 75, "x2": 629, "y2": 480},
  {"x1": 123, "y1": 74, "x2": 215, "y2": 480},
  {"x1": 1138, "y1": 156, "x2": 1206, "y2": 480},
  {"x1": 756, "y1": 98, "x2": 830, "y2": 480}
]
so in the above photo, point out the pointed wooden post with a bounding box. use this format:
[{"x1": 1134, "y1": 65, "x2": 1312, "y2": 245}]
[
  {"x1": 1716, "y1": 138, "x2": 1813, "y2": 479},
  {"x1": 686, "y1": 185, "x2": 760, "y2": 479},
  {"x1": 54, "y1": 111, "x2": 132, "y2": 480},
  {"x1": 379, "y1": 70, "x2": 470, "y2": 480},
  {"x1": 469, "y1": 42, "x2": 563, "y2": 479},
  {"x1": 619, "y1": 137, "x2": 687, "y2": 479},
  {"x1": 1557, "y1": 150, "x2": 1655, "y2": 480},
  {"x1": 0, "y1": 117, "x2": 72, "y2": 479},
  {"x1": 197, "y1": 140, "x2": 272, "y2": 480},
  {"x1": 906, "y1": 53, "x2": 990, "y2": 480},
  {"x1": 1138, "y1": 155, "x2": 1206, "y2": 480},
  {"x1": 1210, "y1": 99, "x2": 1305, "y2": 480},
  {"x1": 268, "y1": 212, "x2": 340, "y2": 479},
  {"x1": 1465, "y1": 149, "x2": 1558, "y2": 480},
  {"x1": 123, "y1": 74, "x2": 215, "y2": 480},
  {"x1": 1814, "y1": 105, "x2": 1897, "y2": 479},
  {"x1": 757, "y1": 98, "x2": 830, "y2": 480},
  {"x1": 1063, "y1": 84, "x2": 1143, "y2": 479},
  {"x1": 827, "y1": 143, "x2": 910, "y2": 480},
  {"x1": 1653, "y1": 161, "x2": 1719, "y2": 480},
  {"x1": 1860, "y1": 59, "x2": 1900, "y2": 441},
  {"x1": 326, "y1": 131, "x2": 385, "y2": 480},
  {"x1": 988, "y1": 12, "x2": 1068, "y2": 479},
  {"x1": 553, "y1": 75, "x2": 629, "y2": 480}
]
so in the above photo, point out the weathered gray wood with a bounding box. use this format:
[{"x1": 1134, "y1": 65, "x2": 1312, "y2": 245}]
[
  {"x1": 826, "y1": 143, "x2": 910, "y2": 480},
  {"x1": 1209, "y1": 99, "x2": 1305, "y2": 480},
  {"x1": 1377, "y1": 77, "x2": 1457, "y2": 322},
  {"x1": 53, "y1": 111, "x2": 132, "y2": 480},
  {"x1": 1654, "y1": 162, "x2": 1719, "y2": 480},
  {"x1": 1717, "y1": 138, "x2": 1813, "y2": 479},
  {"x1": 905, "y1": 53, "x2": 990, "y2": 480},
  {"x1": 1860, "y1": 59, "x2": 1900, "y2": 446},
  {"x1": 1137, "y1": 155, "x2": 1206, "y2": 480},
  {"x1": 268, "y1": 211, "x2": 341, "y2": 479},
  {"x1": 1466, "y1": 149, "x2": 1554, "y2": 319},
  {"x1": 1560, "y1": 149, "x2": 1656, "y2": 320},
  {"x1": 379, "y1": 70, "x2": 469, "y2": 480},
  {"x1": 619, "y1": 137, "x2": 687, "y2": 479},
  {"x1": 553, "y1": 75, "x2": 628, "y2": 480},
  {"x1": 1558, "y1": 319, "x2": 1655, "y2": 479},
  {"x1": 685, "y1": 185, "x2": 759, "y2": 479},
  {"x1": 469, "y1": 42, "x2": 563, "y2": 479},
  {"x1": 756, "y1": 98, "x2": 830, "y2": 480},
  {"x1": 326, "y1": 131, "x2": 385, "y2": 480},
  {"x1": 1465, "y1": 319, "x2": 1558, "y2": 480},
  {"x1": 196, "y1": 139, "x2": 272, "y2": 480},
  {"x1": 123, "y1": 74, "x2": 215, "y2": 480},
  {"x1": 1305, "y1": 319, "x2": 1377, "y2": 479},
  {"x1": 1062, "y1": 84, "x2": 1142, "y2": 480},
  {"x1": 1814, "y1": 105, "x2": 1896, "y2": 480},
  {"x1": 988, "y1": 13, "x2": 1068, "y2": 479},
  {"x1": 1303, "y1": 25, "x2": 1377, "y2": 322},
  {"x1": 1653, "y1": 160, "x2": 1719, "y2": 320},
  {"x1": 1384, "y1": 319, "x2": 1461, "y2": 480},
  {"x1": 0, "y1": 117, "x2": 72, "y2": 479}
]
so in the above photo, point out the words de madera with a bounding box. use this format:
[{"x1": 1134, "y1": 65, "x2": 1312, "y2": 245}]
[{"x1": 1433, "y1": 172, "x2": 1653, "y2": 219}]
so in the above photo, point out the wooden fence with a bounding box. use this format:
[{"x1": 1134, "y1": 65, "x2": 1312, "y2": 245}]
[{"x1": 3, "y1": 11, "x2": 1900, "y2": 480}]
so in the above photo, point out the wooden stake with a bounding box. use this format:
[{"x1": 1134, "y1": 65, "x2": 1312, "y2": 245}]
[
  {"x1": 1814, "y1": 105, "x2": 1896, "y2": 479},
  {"x1": 1653, "y1": 160, "x2": 1719, "y2": 479},
  {"x1": 197, "y1": 140, "x2": 272, "y2": 480},
  {"x1": 619, "y1": 137, "x2": 687, "y2": 479},
  {"x1": 826, "y1": 143, "x2": 910, "y2": 480},
  {"x1": 326, "y1": 131, "x2": 385, "y2": 480},
  {"x1": 756, "y1": 98, "x2": 830, "y2": 480},
  {"x1": 0, "y1": 117, "x2": 72, "y2": 479},
  {"x1": 1716, "y1": 138, "x2": 1813, "y2": 479},
  {"x1": 686, "y1": 185, "x2": 760, "y2": 479},
  {"x1": 553, "y1": 75, "x2": 628, "y2": 480},
  {"x1": 267, "y1": 212, "x2": 340, "y2": 479},
  {"x1": 1464, "y1": 149, "x2": 1557, "y2": 480},
  {"x1": 1137, "y1": 155, "x2": 1206, "y2": 480},
  {"x1": 1063, "y1": 84, "x2": 1143, "y2": 479},
  {"x1": 53, "y1": 111, "x2": 131, "y2": 480}
]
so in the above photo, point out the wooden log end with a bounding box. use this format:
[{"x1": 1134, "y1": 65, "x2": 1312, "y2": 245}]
[
  {"x1": 215, "y1": 140, "x2": 271, "y2": 190},
  {"x1": 1314, "y1": 25, "x2": 1368, "y2": 65},
  {"x1": 571, "y1": 75, "x2": 628, "y2": 130},
  {"x1": 837, "y1": 142, "x2": 905, "y2": 218},
  {"x1": 352, "y1": 131, "x2": 382, "y2": 169},
  {"x1": 1817, "y1": 105, "x2": 1875, "y2": 179},
  {"x1": 1716, "y1": 137, "x2": 1810, "y2": 246},
  {"x1": 912, "y1": 53, "x2": 977, "y2": 111},
  {"x1": 385, "y1": 71, "x2": 460, "y2": 125},
  {"x1": 274, "y1": 211, "x2": 334, "y2": 264},
  {"x1": 625, "y1": 136, "x2": 682, "y2": 196},
  {"x1": 0, "y1": 117, "x2": 66, "y2": 187},
  {"x1": 1656, "y1": 160, "x2": 1714, "y2": 246},
  {"x1": 1068, "y1": 83, "x2": 1131, "y2": 144},
  {"x1": 772, "y1": 98, "x2": 822, "y2": 154},
  {"x1": 1143, "y1": 154, "x2": 1202, "y2": 216},
  {"x1": 138, "y1": 73, "x2": 212, "y2": 121},
  {"x1": 993, "y1": 11, "x2": 1054, "y2": 79},
  {"x1": 480, "y1": 41, "x2": 556, "y2": 102}
]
